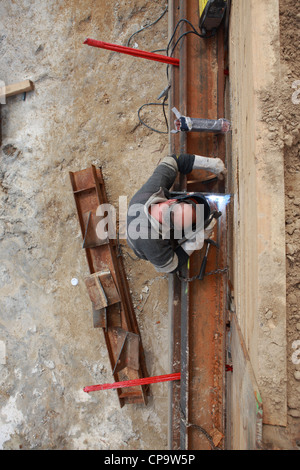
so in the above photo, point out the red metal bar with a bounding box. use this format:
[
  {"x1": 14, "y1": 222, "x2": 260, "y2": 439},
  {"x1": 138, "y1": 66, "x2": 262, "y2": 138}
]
[
  {"x1": 84, "y1": 373, "x2": 181, "y2": 393},
  {"x1": 83, "y1": 38, "x2": 180, "y2": 67}
]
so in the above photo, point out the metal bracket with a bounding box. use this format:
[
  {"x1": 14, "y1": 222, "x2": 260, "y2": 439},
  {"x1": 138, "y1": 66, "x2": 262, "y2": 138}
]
[
  {"x1": 112, "y1": 328, "x2": 140, "y2": 375},
  {"x1": 82, "y1": 211, "x2": 108, "y2": 249},
  {"x1": 85, "y1": 271, "x2": 121, "y2": 331}
]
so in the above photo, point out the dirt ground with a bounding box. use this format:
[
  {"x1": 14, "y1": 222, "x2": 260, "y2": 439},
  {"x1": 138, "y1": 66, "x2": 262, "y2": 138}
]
[
  {"x1": 0, "y1": 0, "x2": 170, "y2": 450},
  {"x1": 261, "y1": 0, "x2": 300, "y2": 447}
]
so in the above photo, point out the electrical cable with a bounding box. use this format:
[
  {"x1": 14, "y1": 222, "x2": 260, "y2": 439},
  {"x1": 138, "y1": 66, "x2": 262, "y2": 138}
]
[
  {"x1": 137, "y1": 19, "x2": 209, "y2": 134},
  {"x1": 166, "y1": 19, "x2": 216, "y2": 80},
  {"x1": 166, "y1": 18, "x2": 205, "y2": 56},
  {"x1": 151, "y1": 48, "x2": 167, "y2": 53},
  {"x1": 133, "y1": 14, "x2": 216, "y2": 134},
  {"x1": 126, "y1": 5, "x2": 168, "y2": 47},
  {"x1": 137, "y1": 96, "x2": 168, "y2": 134},
  {"x1": 179, "y1": 403, "x2": 221, "y2": 450}
]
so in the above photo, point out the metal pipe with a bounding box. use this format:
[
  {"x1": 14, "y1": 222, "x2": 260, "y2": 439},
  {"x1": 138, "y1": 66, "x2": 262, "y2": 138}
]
[
  {"x1": 83, "y1": 373, "x2": 181, "y2": 393},
  {"x1": 83, "y1": 38, "x2": 180, "y2": 66}
]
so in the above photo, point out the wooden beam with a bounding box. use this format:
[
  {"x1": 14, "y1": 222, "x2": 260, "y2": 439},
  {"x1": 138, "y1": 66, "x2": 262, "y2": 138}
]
[{"x1": 0, "y1": 80, "x2": 34, "y2": 99}]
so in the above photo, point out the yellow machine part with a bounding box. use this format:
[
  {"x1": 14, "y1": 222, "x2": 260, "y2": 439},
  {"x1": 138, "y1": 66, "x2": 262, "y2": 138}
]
[
  {"x1": 199, "y1": 0, "x2": 210, "y2": 17},
  {"x1": 199, "y1": 0, "x2": 227, "y2": 32}
]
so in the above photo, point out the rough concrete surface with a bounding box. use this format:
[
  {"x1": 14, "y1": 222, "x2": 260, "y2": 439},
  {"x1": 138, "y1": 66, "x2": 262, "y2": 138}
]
[{"x1": 0, "y1": 0, "x2": 170, "y2": 450}]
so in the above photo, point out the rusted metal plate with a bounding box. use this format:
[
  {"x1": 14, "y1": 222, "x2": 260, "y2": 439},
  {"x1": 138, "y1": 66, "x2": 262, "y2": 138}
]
[
  {"x1": 169, "y1": 0, "x2": 227, "y2": 449},
  {"x1": 111, "y1": 328, "x2": 140, "y2": 374},
  {"x1": 70, "y1": 166, "x2": 149, "y2": 406},
  {"x1": 85, "y1": 274, "x2": 108, "y2": 310},
  {"x1": 168, "y1": 0, "x2": 184, "y2": 451},
  {"x1": 92, "y1": 304, "x2": 122, "y2": 329},
  {"x1": 86, "y1": 270, "x2": 122, "y2": 330},
  {"x1": 85, "y1": 270, "x2": 120, "y2": 310},
  {"x1": 82, "y1": 211, "x2": 108, "y2": 248}
]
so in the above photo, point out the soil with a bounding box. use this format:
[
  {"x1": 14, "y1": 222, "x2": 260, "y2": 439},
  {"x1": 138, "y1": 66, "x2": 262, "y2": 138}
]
[
  {"x1": 0, "y1": 0, "x2": 170, "y2": 450},
  {"x1": 257, "y1": 0, "x2": 300, "y2": 448}
]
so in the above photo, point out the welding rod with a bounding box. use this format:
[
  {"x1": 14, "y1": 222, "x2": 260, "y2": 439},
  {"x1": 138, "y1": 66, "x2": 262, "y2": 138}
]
[
  {"x1": 83, "y1": 38, "x2": 180, "y2": 66},
  {"x1": 83, "y1": 372, "x2": 181, "y2": 393}
]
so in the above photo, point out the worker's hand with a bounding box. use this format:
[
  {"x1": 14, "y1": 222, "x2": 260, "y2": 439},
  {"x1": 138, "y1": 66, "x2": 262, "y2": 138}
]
[
  {"x1": 193, "y1": 155, "x2": 227, "y2": 180},
  {"x1": 216, "y1": 161, "x2": 227, "y2": 180},
  {"x1": 209, "y1": 157, "x2": 227, "y2": 180},
  {"x1": 204, "y1": 218, "x2": 217, "y2": 240}
]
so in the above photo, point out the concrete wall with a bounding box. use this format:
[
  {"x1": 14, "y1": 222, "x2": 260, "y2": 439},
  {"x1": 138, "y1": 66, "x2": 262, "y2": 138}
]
[{"x1": 229, "y1": 0, "x2": 287, "y2": 428}]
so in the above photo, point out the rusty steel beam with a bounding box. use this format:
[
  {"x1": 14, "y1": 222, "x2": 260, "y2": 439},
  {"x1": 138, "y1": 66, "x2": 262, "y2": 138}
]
[
  {"x1": 168, "y1": 0, "x2": 185, "y2": 451},
  {"x1": 169, "y1": 0, "x2": 228, "y2": 450},
  {"x1": 70, "y1": 165, "x2": 149, "y2": 407}
]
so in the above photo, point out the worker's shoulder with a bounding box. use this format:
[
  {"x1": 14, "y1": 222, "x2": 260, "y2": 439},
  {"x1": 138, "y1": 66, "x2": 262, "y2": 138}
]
[{"x1": 128, "y1": 189, "x2": 153, "y2": 208}]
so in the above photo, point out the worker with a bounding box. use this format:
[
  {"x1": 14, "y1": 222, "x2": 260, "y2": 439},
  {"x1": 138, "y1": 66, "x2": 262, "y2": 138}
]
[{"x1": 126, "y1": 153, "x2": 226, "y2": 273}]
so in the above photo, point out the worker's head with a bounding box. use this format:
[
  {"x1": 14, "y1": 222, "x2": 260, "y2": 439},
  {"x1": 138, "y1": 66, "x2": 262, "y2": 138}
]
[
  {"x1": 170, "y1": 202, "x2": 196, "y2": 229},
  {"x1": 150, "y1": 199, "x2": 196, "y2": 236}
]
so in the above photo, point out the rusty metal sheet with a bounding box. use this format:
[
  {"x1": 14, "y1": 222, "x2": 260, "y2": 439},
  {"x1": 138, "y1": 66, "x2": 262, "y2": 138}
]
[
  {"x1": 86, "y1": 270, "x2": 122, "y2": 331},
  {"x1": 85, "y1": 274, "x2": 108, "y2": 310},
  {"x1": 85, "y1": 270, "x2": 120, "y2": 310},
  {"x1": 82, "y1": 211, "x2": 108, "y2": 248},
  {"x1": 111, "y1": 328, "x2": 140, "y2": 374},
  {"x1": 92, "y1": 304, "x2": 122, "y2": 329}
]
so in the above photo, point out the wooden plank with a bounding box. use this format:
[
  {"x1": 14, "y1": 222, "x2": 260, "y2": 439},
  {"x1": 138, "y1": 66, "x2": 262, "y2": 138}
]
[
  {"x1": 228, "y1": 312, "x2": 263, "y2": 449},
  {"x1": 0, "y1": 80, "x2": 34, "y2": 98}
]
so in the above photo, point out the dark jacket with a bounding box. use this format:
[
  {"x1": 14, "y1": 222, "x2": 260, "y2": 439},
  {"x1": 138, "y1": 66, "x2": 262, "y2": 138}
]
[{"x1": 126, "y1": 154, "x2": 195, "y2": 273}]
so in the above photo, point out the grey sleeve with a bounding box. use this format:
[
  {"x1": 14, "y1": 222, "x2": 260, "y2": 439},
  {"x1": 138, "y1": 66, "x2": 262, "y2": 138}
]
[
  {"x1": 138, "y1": 156, "x2": 178, "y2": 195},
  {"x1": 149, "y1": 243, "x2": 189, "y2": 273},
  {"x1": 131, "y1": 154, "x2": 196, "y2": 205},
  {"x1": 137, "y1": 238, "x2": 179, "y2": 273}
]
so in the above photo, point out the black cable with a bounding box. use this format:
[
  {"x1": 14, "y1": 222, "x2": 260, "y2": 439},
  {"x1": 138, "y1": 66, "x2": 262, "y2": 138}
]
[
  {"x1": 179, "y1": 403, "x2": 221, "y2": 450},
  {"x1": 151, "y1": 48, "x2": 167, "y2": 53},
  {"x1": 137, "y1": 96, "x2": 168, "y2": 134},
  {"x1": 166, "y1": 18, "x2": 205, "y2": 57},
  {"x1": 127, "y1": 5, "x2": 168, "y2": 47},
  {"x1": 166, "y1": 20, "x2": 216, "y2": 80},
  {"x1": 136, "y1": 16, "x2": 216, "y2": 134}
]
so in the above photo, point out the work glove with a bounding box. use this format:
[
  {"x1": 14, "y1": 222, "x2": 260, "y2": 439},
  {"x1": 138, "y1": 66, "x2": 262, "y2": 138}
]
[
  {"x1": 172, "y1": 153, "x2": 227, "y2": 179},
  {"x1": 193, "y1": 155, "x2": 227, "y2": 180},
  {"x1": 204, "y1": 218, "x2": 217, "y2": 240}
]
